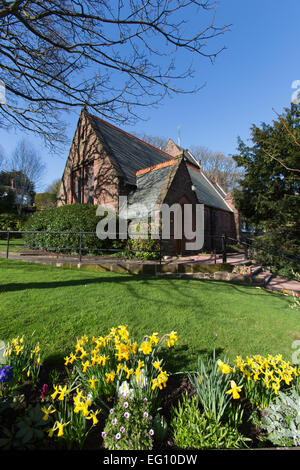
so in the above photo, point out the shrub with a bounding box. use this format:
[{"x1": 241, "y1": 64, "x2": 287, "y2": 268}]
[
  {"x1": 126, "y1": 236, "x2": 161, "y2": 260},
  {"x1": 34, "y1": 192, "x2": 57, "y2": 210},
  {"x1": 260, "y1": 388, "x2": 300, "y2": 447},
  {"x1": 188, "y1": 351, "x2": 244, "y2": 426},
  {"x1": 249, "y1": 233, "x2": 300, "y2": 279},
  {"x1": 23, "y1": 204, "x2": 124, "y2": 254},
  {"x1": 102, "y1": 396, "x2": 155, "y2": 450},
  {"x1": 170, "y1": 392, "x2": 248, "y2": 449},
  {"x1": 0, "y1": 212, "x2": 27, "y2": 237}
]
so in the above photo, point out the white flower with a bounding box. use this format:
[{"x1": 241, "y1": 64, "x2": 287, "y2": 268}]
[
  {"x1": 118, "y1": 381, "x2": 134, "y2": 399},
  {"x1": 132, "y1": 369, "x2": 147, "y2": 388}
]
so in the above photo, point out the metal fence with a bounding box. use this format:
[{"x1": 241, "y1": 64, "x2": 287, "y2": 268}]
[
  {"x1": 0, "y1": 229, "x2": 163, "y2": 263},
  {"x1": 0, "y1": 230, "x2": 299, "y2": 272},
  {"x1": 0, "y1": 229, "x2": 233, "y2": 264}
]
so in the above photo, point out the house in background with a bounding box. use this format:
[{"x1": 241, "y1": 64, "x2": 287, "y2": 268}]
[{"x1": 57, "y1": 108, "x2": 240, "y2": 254}]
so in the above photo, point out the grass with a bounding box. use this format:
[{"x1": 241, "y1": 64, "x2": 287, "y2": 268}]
[
  {"x1": 0, "y1": 258, "x2": 299, "y2": 372},
  {"x1": 0, "y1": 237, "x2": 25, "y2": 252}
]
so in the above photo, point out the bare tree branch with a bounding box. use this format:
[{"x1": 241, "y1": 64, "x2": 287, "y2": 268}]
[{"x1": 0, "y1": 0, "x2": 230, "y2": 148}]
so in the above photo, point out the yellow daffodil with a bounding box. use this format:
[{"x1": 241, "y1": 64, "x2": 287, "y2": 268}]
[
  {"x1": 56, "y1": 420, "x2": 70, "y2": 437},
  {"x1": 152, "y1": 370, "x2": 169, "y2": 390},
  {"x1": 58, "y1": 384, "x2": 71, "y2": 401},
  {"x1": 81, "y1": 360, "x2": 91, "y2": 373},
  {"x1": 41, "y1": 405, "x2": 56, "y2": 421},
  {"x1": 88, "y1": 378, "x2": 99, "y2": 389},
  {"x1": 51, "y1": 385, "x2": 59, "y2": 400},
  {"x1": 167, "y1": 331, "x2": 178, "y2": 348},
  {"x1": 217, "y1": 360, "x2": 232, "y2": 374},
  {"x1": 149, "y1": 333, "x2": 159, "y2": 346},
  {"x1": 105, "y1": 371, "x2": 116, "y2": 384},
  {"x1": 86, "y1": 409, "x2": 101, "y2": 426},
  {"x1": 139, "y1": 341, "x2": 152, "y2": 355},
  {"x1": 153, "y1": 360, "x2": 162, "y2": 371},
  {"x1": 226, "y1": 381, "x2": 243, "y2": 399}
]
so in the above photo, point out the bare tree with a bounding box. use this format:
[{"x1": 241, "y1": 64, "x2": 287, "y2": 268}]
[
  {"x1": 0, "y1": 0, "x2": 230, "y2": 148},
  {"x1": 10, "y1": 139, "x2": 45, "y2": 213},
  {"x1": 133, "y1": 132, "x2": 169, "y2": 150},
  {"x1": 190, "y1": 145, "x2": 243, "y2": 191}
]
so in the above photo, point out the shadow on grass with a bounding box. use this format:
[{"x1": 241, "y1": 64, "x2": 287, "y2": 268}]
[
  {"x1": 0, "y1": 274, "x2": 159, "y2": 293},
  {"x1": 160, "y1": 345, "x2": 226, "y2": 374},
  {"x1": 0, "y1": 274, "x2": 282, "y2": 300}
]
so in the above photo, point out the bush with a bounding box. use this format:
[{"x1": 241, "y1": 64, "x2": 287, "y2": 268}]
[
  {"x1": 34, "y1": 192, "x2": 57, "y2": 211},
  {"x1": 249, "y1": 233, "x2": 300, "y2": 279},
  {"x1": 260, "y1": 388, "x2": 300, "y2": 447},
  {"x1": 0, "y1": 212, "x2": 27, "y2": 238},
  {"x1": 102, "y1": 396, "x2": 155, "y2": 450},
  {"x1": 170, "y1": 393, "x2": 248, "y2": 449},
  {"x1": 23, "y1": 204, "x2": 124, "y2": 254},
  {"x1": 126, "y1": 237, "x2": 161, "y2": 260}
]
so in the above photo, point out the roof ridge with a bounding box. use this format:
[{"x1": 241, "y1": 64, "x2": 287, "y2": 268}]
[
  {"x1": 87, "y1": 112, "x2": 173, "y2": 160},
  {"x1": 136, "y1": 159, "x2": 175, "y2": 176}
]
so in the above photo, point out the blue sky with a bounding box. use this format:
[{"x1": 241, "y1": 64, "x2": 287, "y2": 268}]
[{"x1": 0, "y1": 0, "x2": 299, "y2": 191}]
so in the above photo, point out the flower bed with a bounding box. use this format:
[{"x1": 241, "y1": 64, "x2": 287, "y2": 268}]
[{"x1": 1, "y1": 329, "x2": 300, "y2": 450}]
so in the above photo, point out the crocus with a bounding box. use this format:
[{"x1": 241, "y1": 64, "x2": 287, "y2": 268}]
[{"x1": 0, "y1": 365, "x2": 13, "y2": 383}]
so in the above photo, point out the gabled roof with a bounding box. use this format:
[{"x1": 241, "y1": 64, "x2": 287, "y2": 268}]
[
  {"x1": 85, "y1": 110, "x2": 233, "y2": 213},
  {"x1": 88, "y1": 112, "x2": 171, "y2": 185},
  {"x1": 187, "y1": 165, "x2": 233, "y2": 213},
  {"x1": 126, "y1": 162, "x2": 175, "y2": 218}
]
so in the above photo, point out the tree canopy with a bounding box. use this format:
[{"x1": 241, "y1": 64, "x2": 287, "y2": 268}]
[
  {"x1": 232, "y1": 104, "x2": 300, "y2": 274},
  {"x1": 0, "y1": 0, "x2": 230, "y2": 148}
]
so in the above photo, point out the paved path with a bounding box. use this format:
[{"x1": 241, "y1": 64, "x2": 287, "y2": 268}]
[{"x1": 1, "y1": 249, "x2": 299, "y2": 293}]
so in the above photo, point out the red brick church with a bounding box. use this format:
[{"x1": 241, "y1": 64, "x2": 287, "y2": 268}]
[{"x1": 57, "y1": 108, "x2": 240, "y2": 254}]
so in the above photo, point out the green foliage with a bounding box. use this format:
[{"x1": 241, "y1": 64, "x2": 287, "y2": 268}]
[
  {"x1": 188, "y1": 351, "x2": 243, "y2": 426},
  {"x1": 233, "y1": 103, "x2": 300, "y2": 275},
  {"x1": 23, "y1": 204, "x2": 124, "y2": 254},
  {"x1": 0, "y1": 404, "x2": 47, "y2": 449},
  {"x1": 249, "y1": 233, "x2": 300, "y2": 279},
  {"x1": 170, "y1": 393, "x2": 248, "y2": 449},
  {"x1": 0, "y1": 188, "x2": 15, "y2": 212},
  {"x1": 260, "y1": 388, "x2": 300, "y2": 447},
  {"x1": 0, "y1": 212, "x2": 27, "y2": 234},
  {"x1": 126, "y1": 236, "x2": 161, "y2": 260},
  {"x1": 35, "y1": 192, "x2": 57, "y2": 210},
  {"x1": 102, "y1": 396, "x2": 155, "y2": 450}
]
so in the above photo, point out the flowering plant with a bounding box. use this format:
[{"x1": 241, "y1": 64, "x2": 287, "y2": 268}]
[
  {"x1": 4, "y1": 336, "x2": 41, "y2": 387},
  {"x1": 218, "y1": 354, "x2": 300, "y2": 408},
  {"x1": 43, "y1": 381, "x2": 101, "y2": 449},
  {"x1": 64, "y1": 326, "x2": 178, "y2": 405},
  {"x1": 102, "y1": 396, "x2": 155, "y2": 450}
]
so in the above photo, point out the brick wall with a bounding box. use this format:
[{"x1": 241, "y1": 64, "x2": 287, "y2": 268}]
[{"x1": 57, "y1": 109, "x2": 123, "y2": 210}]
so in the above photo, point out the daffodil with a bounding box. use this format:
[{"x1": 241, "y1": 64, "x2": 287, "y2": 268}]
[
  {"x1": 58, "y1": 384, "x2": 71, "y2": 401},
  {"x1": 139, "y1": 341, "x2": 152, "y2": 355},
  {"x1": 226, "y1": 380, "x2": 243, "y2": 399},
  {"x1": 217, "y1": 359, "x2": 232, "y2": 374},
  {"x1": 86, "y1": 409, "x2": 101, "y2": 426},
  {"x1": 88, "y1": 377, "x2": 99, "y2": 389},
  {"x1": 41, "y1": 405, "x2": 56, "y2": 421},
  {"x1": 105, "y1": 371, "x2": 116, "y2": 384},
  {"x1": 153, "y1": 360, "x2": 162, "y2": 371},
  {"x1": 56, "y1": 420, "x2": 70, "y2": 437},
  {"x1": 167, "y1": 331, "x2": 178, "y2": 348}
]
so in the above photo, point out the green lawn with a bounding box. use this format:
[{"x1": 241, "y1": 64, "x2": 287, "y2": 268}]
[
  {"x1": 0, "y1": 258, "x2": 298, "y2": 372},
  {"x1": 0, "y1": 237, "x2": 25, "y2": 252}
]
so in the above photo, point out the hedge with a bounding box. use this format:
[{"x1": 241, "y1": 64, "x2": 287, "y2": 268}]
[
  {"x1": 23, "y1": 204, "x2": 125, "y2": 255},
  {"x1": 0, "y1": 213, "x2": 28, "y2": 238}
]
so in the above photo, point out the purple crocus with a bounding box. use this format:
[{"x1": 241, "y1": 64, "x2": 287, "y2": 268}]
[{"x1": 0, "y1": 365, "x2": 13, "y2": 383}]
